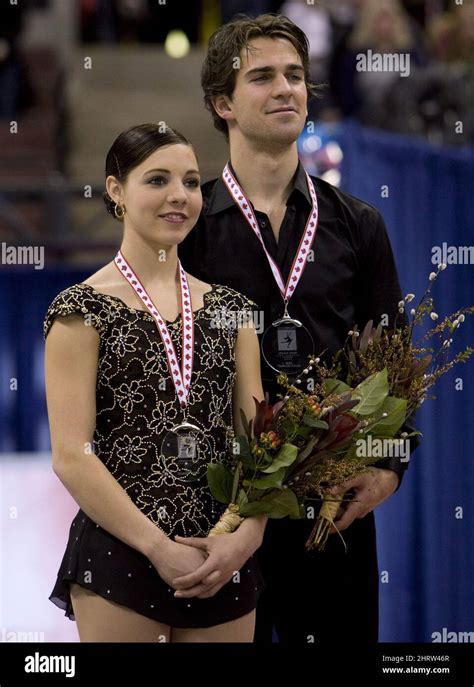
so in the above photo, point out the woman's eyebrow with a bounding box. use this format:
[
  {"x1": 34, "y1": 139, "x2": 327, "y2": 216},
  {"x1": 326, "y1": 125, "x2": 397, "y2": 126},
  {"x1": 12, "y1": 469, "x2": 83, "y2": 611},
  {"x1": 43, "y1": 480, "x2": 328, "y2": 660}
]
[{"x1": 142, "y1": 168, "x2": 200, "y2": 176}]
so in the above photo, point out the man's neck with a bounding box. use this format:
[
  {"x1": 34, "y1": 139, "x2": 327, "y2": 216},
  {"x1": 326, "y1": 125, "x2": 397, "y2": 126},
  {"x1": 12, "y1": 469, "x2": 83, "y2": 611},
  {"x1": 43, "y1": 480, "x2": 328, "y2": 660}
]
[{"x1": 229, "y1": 138, "x2": 299, "y2": 210}]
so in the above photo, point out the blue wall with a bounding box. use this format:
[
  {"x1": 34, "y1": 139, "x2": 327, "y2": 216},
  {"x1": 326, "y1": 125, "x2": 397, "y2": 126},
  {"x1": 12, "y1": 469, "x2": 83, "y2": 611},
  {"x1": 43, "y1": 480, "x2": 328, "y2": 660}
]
[{"x1": 340, "y1": 122, "x2": 474, "y2": 642}]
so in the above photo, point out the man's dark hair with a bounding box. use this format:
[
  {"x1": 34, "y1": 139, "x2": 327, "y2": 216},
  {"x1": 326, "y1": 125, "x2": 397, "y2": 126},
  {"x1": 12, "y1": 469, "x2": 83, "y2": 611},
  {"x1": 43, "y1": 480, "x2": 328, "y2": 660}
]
[{"x1": 201, "y1": 13, "x2": 319, "y2": 138}]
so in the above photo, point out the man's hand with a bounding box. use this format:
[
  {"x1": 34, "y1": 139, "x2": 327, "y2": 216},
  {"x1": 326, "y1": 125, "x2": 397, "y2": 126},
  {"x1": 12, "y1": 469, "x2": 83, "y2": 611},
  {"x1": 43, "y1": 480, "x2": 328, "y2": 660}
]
[
  {"x1": 171, "y1": 523, "x2": 261, "y2": 599},
  {"x1": 329, "y1": 468, "x2": 400, "y2": 534}
]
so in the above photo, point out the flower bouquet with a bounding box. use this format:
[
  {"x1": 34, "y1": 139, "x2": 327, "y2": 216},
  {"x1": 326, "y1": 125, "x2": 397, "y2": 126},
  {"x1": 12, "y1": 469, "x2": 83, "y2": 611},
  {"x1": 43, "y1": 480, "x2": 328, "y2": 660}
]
[{"x1": 207, "y1": 264, "x2": 473, "y2": 551}]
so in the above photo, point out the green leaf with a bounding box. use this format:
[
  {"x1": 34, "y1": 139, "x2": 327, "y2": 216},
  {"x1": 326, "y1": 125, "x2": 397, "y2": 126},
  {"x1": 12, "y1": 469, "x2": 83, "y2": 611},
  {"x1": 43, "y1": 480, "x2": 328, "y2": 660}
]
[
  {"x1": 236, "y1": 488, "x2": 248, "y2": 508},
  {"x1": 233, "y1": 434, "x2": 251, "y2": 456},
  {"x1": 323, "y1": 378, "x2": 351, "y2": 395},
  {"x1": 261, "y1": 449, "x2": 274, "y2": 465},
  {"x1": 349, "y1": 350, "x2": 357, "y2": 374},
  {"x1": 403, "y1": 430, "x2": 423, "y2": 439},
  {"x1": 260, "y1": 443, "x2": 299, "y2": 474},
  {"x1": 340, "y1": 443, "x2": 360, "y2": 463},
  {"x1": 239, "y1": 500, "x2": 274, "y2": 516},
  {"x1": 370, "y1": 396, "x2": 408, "y2": 437},
  {"x1": 231, "y1": 460, "x2": 241, "y2": 503},
  {"x1": 240, "y1": 488, "x2": 300, "y2": 519},
  {"x1": 296, "y1": 435, "x2": 320, "y2": 463},
  {"x1": 207, "y1": 464, "x2": 234, "y2": 504},
  {"x1": 243, "y1": 467, "x2": 286, "y2": 490},
  {"x1": 266, "y1": 489, "x2": 301, "y2": 518},
  {"x1": 302, "y1": 414, "x2": 329, "y2": 430},
  {"x1": 232, "y1": 435, "x2": 255, "y2": 467},
  {"x1": 294, "y1": 425, "x2": 313, "y2": 439},
  {"x1": 291, "y1": 502, "x2": 307, "y2": 520},
  {"x1": 352, "y1": 369, "x2": 389, "y2": 416}
]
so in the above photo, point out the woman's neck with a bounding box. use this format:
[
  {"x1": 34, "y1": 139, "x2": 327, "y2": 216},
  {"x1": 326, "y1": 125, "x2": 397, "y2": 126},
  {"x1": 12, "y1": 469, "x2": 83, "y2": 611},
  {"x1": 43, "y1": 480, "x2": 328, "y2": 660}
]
[{"x1": 119, "y1": 230, "x2": 179, "y2": 285}]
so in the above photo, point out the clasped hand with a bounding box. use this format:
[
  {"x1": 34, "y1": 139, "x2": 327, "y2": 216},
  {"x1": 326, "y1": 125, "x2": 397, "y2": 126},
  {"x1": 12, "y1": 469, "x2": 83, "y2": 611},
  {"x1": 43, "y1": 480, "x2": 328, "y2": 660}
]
[{"x1": 154, "y1": 531, "x2": 252, "y2": 600}]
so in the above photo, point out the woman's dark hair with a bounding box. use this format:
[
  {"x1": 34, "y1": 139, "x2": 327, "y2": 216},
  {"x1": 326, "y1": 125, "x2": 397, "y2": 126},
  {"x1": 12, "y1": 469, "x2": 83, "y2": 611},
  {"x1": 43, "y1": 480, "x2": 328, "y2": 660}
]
[
  {"x1": 103, "y1": 123, "x2": 193, "y2": 219},
  {"x1": 201, "y1": 13, "x2": 321, "y2": 138}
]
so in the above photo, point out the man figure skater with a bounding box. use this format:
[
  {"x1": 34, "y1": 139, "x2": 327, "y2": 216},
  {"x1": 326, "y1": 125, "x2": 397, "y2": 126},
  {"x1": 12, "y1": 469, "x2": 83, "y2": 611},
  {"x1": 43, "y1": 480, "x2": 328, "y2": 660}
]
[{"x1": 177, "y1": 13, "x2": 418, "y2": 645}]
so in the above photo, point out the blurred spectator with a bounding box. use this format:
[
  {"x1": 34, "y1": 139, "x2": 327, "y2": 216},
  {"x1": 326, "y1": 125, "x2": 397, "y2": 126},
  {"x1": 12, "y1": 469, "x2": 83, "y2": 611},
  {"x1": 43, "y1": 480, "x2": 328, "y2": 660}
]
[
  {"x1": 339, "y1": 0, "x2": 474, "y2": 145},
  {"x1": 427, "y1": 3, "x2": 474, "y2": 65},
  {"x1": 426, "y1": 12, "x2": 459, "y2": 64},
  {"x1": 455, "y1": 3, "x2": 474, "y2": 65},
  {"x1": 80, "y1": 0, "x2": 201, "y2": 44},
  {"x1": 278, "y1": 0, "x2": 332, "y2": 119},
  {"x1": 280, "y1": 0, "x2": 332, "y2": 82},
  {"x1": 81, "y1": 0, "x2": 119, "y2": 43},
  {"x1": 220, "y1": 2, "x2": 277, "y2": 24},
  {"x1": 116, "y1": 0, "x2": 149, "y2": 42},
  {"x1": 373, "y1": 2, "x2": 474, "y2": 145},
  {"x1": 386, "y1": 3, "x2": 473, "y2": 146},
  {"x1": 139, "y1": 0, "x2": 201, "y2": 43},
  {"x1": 0, "y1": 2, "x2": 33, "y2": 119},
  {"x1": 329, "y1": 0, "x2": 428, "y2": 123}
]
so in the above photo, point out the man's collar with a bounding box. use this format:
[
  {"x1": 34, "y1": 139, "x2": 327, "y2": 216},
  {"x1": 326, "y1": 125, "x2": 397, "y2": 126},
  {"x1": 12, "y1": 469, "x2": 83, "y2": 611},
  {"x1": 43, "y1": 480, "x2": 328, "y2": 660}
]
[
  {"x1": 291, "y1": 160, "x2": 313, "y2": 206},
  {"x1": 205, "y1": 159, "x2": 313, "y2": 216}
]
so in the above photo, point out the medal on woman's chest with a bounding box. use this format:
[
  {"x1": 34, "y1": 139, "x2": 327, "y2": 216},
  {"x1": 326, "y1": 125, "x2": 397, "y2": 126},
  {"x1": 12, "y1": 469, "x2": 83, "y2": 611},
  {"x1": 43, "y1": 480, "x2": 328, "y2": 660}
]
[
  {"x1": 161, "y1": 420, "x2": 211, "y2": 482},
  {"x1": 115, "y1": 251, "x2": 211, "y2": 482},
  {"x1": 222, "y1": 163, "x2": 317, "y2": 377}
]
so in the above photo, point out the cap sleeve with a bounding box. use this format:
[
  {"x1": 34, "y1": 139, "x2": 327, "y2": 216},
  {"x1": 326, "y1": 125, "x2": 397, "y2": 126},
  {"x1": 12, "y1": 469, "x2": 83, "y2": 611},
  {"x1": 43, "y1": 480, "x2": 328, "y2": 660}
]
[
  {"x1": 215, "y1": 285, "x2": 259, "y2": 328},
  {"x1": 43, "y1": 284, "x2": 107, "y2": 339},
  {"x1": 230, "y1": 290, "x2": 258, "y2": 319}
]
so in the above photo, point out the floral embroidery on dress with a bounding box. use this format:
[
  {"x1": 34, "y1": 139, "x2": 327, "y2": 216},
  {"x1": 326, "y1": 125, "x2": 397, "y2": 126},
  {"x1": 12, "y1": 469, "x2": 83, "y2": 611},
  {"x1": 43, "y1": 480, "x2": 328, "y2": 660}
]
[{"x1": 44, "y1": 282, "x2": 258, "y2": 538}]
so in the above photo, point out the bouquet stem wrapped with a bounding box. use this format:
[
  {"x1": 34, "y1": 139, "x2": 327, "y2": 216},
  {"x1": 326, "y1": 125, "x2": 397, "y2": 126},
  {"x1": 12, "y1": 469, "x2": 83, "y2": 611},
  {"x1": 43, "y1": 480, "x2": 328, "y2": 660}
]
[
  {"x1": 208, "y1": 504, "x2": 243, "y2": 536},
  {"x1": 305, "y1": 494, "x2": 343, "y2": 552}
]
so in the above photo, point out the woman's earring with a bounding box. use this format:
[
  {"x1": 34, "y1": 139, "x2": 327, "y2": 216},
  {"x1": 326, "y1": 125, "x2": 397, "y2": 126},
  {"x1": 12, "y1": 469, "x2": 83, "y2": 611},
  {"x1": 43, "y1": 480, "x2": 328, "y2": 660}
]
[{"x1": 114, "y1": 204, "x2": 125, "y2": 221}]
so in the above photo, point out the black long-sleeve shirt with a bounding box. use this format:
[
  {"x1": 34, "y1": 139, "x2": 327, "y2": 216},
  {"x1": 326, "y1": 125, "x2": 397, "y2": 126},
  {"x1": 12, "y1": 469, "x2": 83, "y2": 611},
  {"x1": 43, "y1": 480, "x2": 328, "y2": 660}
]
[{"x1": 178, "y1": 161, "x2": 418, "y2": 480}]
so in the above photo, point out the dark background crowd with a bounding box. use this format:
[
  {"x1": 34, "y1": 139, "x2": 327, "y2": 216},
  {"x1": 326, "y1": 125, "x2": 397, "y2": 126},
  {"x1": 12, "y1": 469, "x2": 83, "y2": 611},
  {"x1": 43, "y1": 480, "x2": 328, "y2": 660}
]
[
  {"x1": 0, "y1": 0, "x2": 472, "y2": 247},
  {"x1": 2, "y1": 0, "x2": 472, "y2": 142}
]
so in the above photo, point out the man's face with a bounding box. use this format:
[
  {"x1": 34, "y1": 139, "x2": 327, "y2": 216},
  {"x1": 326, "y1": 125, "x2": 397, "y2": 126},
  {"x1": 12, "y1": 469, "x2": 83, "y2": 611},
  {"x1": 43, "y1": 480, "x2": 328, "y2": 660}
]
[{"x1": 224, "y1": 36, "x2": 308, "y2": 147}]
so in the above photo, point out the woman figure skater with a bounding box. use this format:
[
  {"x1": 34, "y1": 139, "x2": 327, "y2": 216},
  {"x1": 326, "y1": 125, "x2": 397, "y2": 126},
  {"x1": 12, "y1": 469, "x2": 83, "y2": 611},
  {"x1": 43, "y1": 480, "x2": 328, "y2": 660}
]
[{"x1": 44, "y1": 123, "x2": 266, "y2": 642}]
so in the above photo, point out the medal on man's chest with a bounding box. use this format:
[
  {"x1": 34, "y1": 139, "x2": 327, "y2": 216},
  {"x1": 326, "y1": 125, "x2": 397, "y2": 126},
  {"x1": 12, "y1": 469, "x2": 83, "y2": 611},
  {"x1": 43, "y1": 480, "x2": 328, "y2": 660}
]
[
  {"x1": 222, "y1": 162, "x2": 318, "y2": 377},
  {"x1": 261, "y1": 300, "x2": 314, "y2": 376}
]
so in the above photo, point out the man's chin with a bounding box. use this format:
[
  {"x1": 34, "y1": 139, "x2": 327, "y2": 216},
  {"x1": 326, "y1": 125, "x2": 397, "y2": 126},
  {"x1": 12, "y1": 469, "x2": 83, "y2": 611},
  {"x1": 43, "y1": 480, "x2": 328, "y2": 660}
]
[{"x1": 263, "y1": 125, "x2": 302, "y2": 147}]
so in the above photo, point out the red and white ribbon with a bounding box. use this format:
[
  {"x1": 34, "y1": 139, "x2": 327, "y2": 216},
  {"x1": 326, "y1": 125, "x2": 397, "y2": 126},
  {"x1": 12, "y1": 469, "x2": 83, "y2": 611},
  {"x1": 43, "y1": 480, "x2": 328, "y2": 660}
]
[
  {"x1": 114, "y1": 250, "x2": 194, "y2": 407},
  {"x1": 222, "y1": 162, "x2": 318, "y2": 302}
]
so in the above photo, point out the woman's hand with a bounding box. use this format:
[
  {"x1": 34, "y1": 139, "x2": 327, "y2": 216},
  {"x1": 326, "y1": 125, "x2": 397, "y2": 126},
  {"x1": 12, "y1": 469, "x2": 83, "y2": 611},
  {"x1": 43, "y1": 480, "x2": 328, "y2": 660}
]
[
  {"x1": 147, "y1": 538, "x2": 208, "y2": 588},
  {"x1": 171, "y1": 530, "x2": 254, "y2": 599}
]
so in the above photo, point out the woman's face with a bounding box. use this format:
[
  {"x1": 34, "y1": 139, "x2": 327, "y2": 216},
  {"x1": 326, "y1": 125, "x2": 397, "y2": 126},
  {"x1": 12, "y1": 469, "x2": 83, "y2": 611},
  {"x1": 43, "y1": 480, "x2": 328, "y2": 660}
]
[{"x1": 107, "y1": 143, "x2": 202, "y2": 247}]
